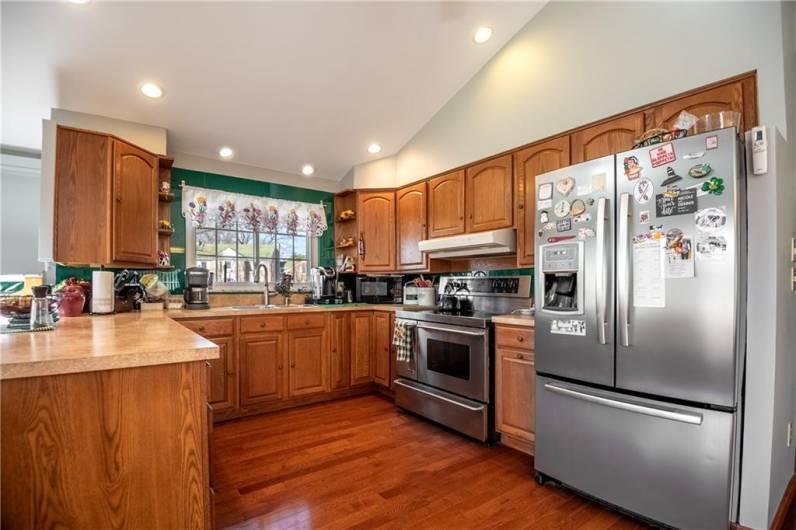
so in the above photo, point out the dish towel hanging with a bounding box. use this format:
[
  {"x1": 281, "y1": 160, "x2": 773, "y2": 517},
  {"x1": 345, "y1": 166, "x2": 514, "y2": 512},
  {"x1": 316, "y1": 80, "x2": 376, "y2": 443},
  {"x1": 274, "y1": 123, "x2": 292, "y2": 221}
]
[{"x1": 392, "y1": 319, "x2": 415, "y2": 362}]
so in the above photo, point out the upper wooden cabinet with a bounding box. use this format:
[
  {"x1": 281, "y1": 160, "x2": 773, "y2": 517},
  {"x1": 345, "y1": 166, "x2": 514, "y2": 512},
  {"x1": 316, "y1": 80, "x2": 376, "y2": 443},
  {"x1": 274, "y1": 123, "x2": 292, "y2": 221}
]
[
  {"x1": 650, "y1": 80, "x2": 747, "y2": 131},
  {"x1": 465, "y1": 154, "x2": 514, "y2": 233},
  {"x1": 570, "y1": 112, "x2": 645, "y2": 164},
  {"x1": 396, "y1": 181, "x2": 428, "y2": 271},
  {"x1": 112, "y1": 140, "x2": 158, "y2": 264},
  {"x1": 514, "y1": 137, "x2": 570, "y2": 266},
  {"x1": 357, "y1": 191, "x2": 396, "y2": 272},
  {"x1": 427, "y1": 170, "x2": 465, "y2": 238},
  {"x1": 53, "y1": 126, "x2": 161, "y2": 266}
]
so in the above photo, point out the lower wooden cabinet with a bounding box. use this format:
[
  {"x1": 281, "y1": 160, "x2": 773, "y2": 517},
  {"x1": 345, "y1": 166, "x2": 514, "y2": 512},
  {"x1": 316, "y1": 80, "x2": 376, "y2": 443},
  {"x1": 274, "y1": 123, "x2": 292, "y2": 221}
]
[
  {"x1": 288, "y1": 327, "x2": 329, "y2": 397},
  {"x1": 239, "y1": 333, "x2": 285, "y2": 405},
  {"x1": 330, "y1": 312, "x2": 351, "y2": 390},
  {"x1": 372, "y1": 311, "x2": 392, "y2": 387},
  {"x1": 350, "y1": 311, "x2": 374, "y2": 386},
  {"x1": 495, "y1": 325, "x2": 535, "y2": 455},
  {"x1": 207, "y1": 336, "x2": 238, "y2": 412}
]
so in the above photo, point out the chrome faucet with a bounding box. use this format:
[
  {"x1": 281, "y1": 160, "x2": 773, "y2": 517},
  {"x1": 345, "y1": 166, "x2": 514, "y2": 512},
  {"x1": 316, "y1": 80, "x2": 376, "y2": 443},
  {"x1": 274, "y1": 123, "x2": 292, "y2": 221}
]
[{"x1": 255, "y1": 263, "x2": 270, "y2": 305}]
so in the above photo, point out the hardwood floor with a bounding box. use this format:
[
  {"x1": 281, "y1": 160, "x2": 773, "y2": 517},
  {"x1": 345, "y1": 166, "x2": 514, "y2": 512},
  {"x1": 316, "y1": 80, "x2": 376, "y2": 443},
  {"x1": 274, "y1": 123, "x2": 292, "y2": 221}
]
[{"x1": 213, "y1": 394, "x2": 649, "y2": 529}]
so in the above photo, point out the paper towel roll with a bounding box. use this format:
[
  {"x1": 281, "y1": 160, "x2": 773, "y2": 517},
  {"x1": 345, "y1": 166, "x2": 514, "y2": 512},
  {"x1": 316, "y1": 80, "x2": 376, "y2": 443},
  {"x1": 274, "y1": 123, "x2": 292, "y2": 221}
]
[{"x1": 91, "y1": 271, "x2": 115, "y2": 314}]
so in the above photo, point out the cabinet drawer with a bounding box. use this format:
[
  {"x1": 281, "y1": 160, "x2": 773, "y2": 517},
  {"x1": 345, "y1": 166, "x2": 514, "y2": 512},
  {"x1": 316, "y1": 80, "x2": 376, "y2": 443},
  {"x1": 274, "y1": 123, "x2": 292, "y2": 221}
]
[
  {"x1": 180, "y1": 318, "x2": 234, "y2": 338},
  {"x1": 499, "y1": 348, "x2": 534, "y2": 362},
  {"x1": 240, "y1": 315, "x2": 285, "y2": 334},
  {"x1": 286, "y1": 313, "x2": 327, "y2": 330},
  {"x1": 496, "y1": 326, "x2": 534, "y2": 350}
]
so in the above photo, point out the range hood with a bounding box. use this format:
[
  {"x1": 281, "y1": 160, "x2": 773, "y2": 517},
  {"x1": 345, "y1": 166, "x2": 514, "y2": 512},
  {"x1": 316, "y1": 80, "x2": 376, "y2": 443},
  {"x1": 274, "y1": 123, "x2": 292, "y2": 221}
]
[{"x1": 418, "y1": 228, "x2": 516, "y2": 259}]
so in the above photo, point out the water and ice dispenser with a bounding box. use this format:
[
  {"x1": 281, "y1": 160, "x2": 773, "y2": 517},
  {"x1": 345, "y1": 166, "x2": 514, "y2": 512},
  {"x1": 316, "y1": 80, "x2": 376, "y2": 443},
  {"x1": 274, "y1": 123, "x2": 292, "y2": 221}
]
[{"x1": 540, "y1": 242, "x2": 584, "y2": 314}]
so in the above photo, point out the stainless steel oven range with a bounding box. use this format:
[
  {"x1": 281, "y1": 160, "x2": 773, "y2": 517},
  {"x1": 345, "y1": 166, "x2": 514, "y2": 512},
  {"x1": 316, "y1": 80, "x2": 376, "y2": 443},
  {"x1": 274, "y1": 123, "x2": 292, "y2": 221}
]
[{"x1": 395, "y1": 275, "x2": 532, "y2": 442}]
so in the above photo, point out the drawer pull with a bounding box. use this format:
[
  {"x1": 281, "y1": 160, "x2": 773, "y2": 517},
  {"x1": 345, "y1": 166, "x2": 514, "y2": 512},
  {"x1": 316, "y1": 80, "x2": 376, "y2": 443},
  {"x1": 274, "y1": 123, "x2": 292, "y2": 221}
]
[
  {"x1": 290, "y1": 362, "x2": 296, "y2": 368},
  {"x1": 278, "y1": 364, "x2": 283, "y2": 370},
  {"x1": 517, "y1": 336, "x2": 524, "y2": 342},
  {"x1": 516, "y1": 353, "x2": 523, "y2": 359},
  {"x1": 198, "y1": 326, "x2": 206, "y2": 332}
]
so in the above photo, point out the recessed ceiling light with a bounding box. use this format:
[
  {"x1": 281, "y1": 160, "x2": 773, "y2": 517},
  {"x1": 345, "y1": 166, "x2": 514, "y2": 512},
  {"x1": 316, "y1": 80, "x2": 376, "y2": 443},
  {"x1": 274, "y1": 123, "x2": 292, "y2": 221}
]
[
  {"x1": 139, "y1": 82, "x2": 164, "y2": 98},
  {"x1": 301, "y1": 164, "x2": 315, "y2": 176},
  {"x1": 219, "y1": 147, "x2": 234, "y2": 159},
  {"x1": 367, "y1": 143, "x2": 382, "y2": 154},
  {"x1": 473, "y1": 26, "x2": 493, "y2": 44}
]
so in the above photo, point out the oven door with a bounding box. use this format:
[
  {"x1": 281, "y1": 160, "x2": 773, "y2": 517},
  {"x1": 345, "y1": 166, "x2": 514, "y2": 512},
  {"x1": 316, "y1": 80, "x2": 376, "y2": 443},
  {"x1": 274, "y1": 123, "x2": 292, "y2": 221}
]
[{"x1": 417, "y1": 322, "x2": 489, "y2": 402}]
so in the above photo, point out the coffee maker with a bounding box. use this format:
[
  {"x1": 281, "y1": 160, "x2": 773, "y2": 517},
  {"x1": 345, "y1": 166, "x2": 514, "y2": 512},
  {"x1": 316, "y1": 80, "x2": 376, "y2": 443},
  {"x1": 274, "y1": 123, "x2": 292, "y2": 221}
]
[
  {"x1": 309, "y1": 267, "x2": 338, "y2": 304},
  {"x1": 184, "y1": 267, "x2": 211, "y2": 309}
]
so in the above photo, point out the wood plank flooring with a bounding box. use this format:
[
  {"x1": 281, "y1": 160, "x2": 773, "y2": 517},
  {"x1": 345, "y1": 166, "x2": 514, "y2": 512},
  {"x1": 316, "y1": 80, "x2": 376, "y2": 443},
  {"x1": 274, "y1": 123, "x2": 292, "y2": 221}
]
[{"x1": 213, "y1": 394, "x2": 649, "y2": 529}]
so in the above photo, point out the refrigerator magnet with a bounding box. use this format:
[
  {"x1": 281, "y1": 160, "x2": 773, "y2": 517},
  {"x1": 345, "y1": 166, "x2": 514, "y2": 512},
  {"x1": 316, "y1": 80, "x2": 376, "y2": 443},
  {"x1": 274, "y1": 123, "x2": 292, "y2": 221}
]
[
  {"x1": 649, "y1": 143, "x2": 676, "y2": 168},
  {"x1": 542, "y1": 222, "x2": 555, "y2": 231},
  {"x1": 577, "y1": 228, "x2": 595, "y2": 240},
  {"x1": 700, "y1": 177, "x2": 725, "y2": 196},
  {"x1": 570, "y1": 199, "x2": 586, "y2": 217},
  {"x1": 592, "y1": 172, "x2": 606, "y2": 191},
  {"x1": 538, "y1": 198, "x2": 552, "y2": 209},
  {"x1": 633, "y1": 178, "x2": 654, "y2": 204},
  {"x1": 556, "y1": 177, "x2": 575, "y2": 196},
  {"x1": 639, "y1": 210, "x2": 650, "y2": 224},
  {"x1": 623, "y1": 156, "x2": 643, "y2": 180},
  {"x1": 688, "y1": 163, "x2": 712, "y2": 178},
  {"x1": 556, "y1": 218, "x2": 572, "y2": 232},
  {"x1": 695, "y1": 233, "x2": 728, "y2": 260},
  {"x1": 576, "y1": 184, "x2": 592, "y2": 196},
  {"x1": 550, "y1": 319, "x2": 586, "y2": 336},
  {"x1": 706, "y1": 135, "x2": 719, "y2": 150},
  {"x1": 695, "y1": 207, "x2": 727, "y2": 233},
  {"x1": 547, "y1": 235, "x2": 576, "y2": 243},
  {"x1": 663, "y1": 228, "x2": 695, "y2": 279},
  {"x1": 661, "y1": 167, "x2": 683, "y2": 187},
  {"x1": 540, "y1": 210, "x2": 549, "y2": 224},
  {"x1": 683, "y1": 151, "x2": 705, "y2": 160},
  {"x1": 572, "y1": 213, "x2": 592, "y2": 224},
  {"x1": 538, "y1": 182, "x2": 553, "y2": 201},
  {"x1": 554, "y1": 199, "x2": 571, "y2": 218}
]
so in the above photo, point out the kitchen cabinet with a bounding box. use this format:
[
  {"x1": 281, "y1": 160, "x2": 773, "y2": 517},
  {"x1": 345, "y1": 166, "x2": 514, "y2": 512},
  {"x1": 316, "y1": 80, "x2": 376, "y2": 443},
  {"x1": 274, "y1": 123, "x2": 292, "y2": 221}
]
[
  {"x1": 330, "y1": 312, "x2": 350, "y2": 390},
  {"x1": 650, "y1": 80, "x2": 747, "y2": 131},
  {"x1": 207, "y1": 336, "x2": 238, "y2": 412},
  {"x1": 372, "y1": 311, "x2": 391, "y2": 387},
  {"x1": 239, "y1": 333, "x2": 285, "y2": 405},
  {"x1": 465, "y1": 154, "x2": 514, "y2": 233},
  {"x1": 53, "y1": 126, "x2": 161, "y2": 266},
  {"x1": 287, "y1": 327, "x2": 329, "y2": 397},
  {"x1": 350, "y1": 311, "x2": 373, "y2": 386},
  {"x1": 570, "y1": 112, "x2": 645, "y2": 163},
  {"x1": 111, "y1": 139, "x2": 158, "y2": 264},
  {"x1": 428, "y1": 170, "x2": 465, "y2": 238},
  {"x1": 357, "y1": 191, "x2": 396, "y2": 272},
  {"x1": 396, "y1": 181, "x2": 429, "y2": 271},
  {"x1": 514, "y1": 136, "x2": 570, "y2": 266},
  {"x1": 495, "y1": 325, "x2": 535, "y2": 455}
]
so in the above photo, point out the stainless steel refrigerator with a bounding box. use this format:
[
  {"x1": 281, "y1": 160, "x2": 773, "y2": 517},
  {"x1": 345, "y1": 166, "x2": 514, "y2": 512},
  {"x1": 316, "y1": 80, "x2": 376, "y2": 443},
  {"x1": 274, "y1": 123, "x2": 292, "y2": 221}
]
[{"x1": 533, "y1": 127, "x2": 745, "y2": 530}]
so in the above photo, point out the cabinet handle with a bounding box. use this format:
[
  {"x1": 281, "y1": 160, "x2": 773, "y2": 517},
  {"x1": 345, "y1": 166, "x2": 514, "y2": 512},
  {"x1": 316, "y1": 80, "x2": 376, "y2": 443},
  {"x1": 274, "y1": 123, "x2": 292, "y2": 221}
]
[
  {"x1": 290, "y1": 362, "x2": 296, "y2": 368},
  {"x1": 359, "y1": 232, "x2": 365, "y2": 257},
  {"x1": 278, "y1": 364, "x2": 283, "y2": 370},
  {"x1": 205, "y1": 361, "x2": 212, "y2": 368},
  {"x1": 332, "y1": 346, "x2": 336, "y2": 352},
  {"x1": 518, "y1": 203, "x2": 524, "y2": 210},
  {"x1": 516, "y1": 353, "x2": 524, "y2": 359},
  {"x1": 260, "y1": 323, "x2": 266, "y2": 328},
  {"x1": 517, "y1": 336, "x2": 524, "y2": 342},
  {"x1": 198, "y1": 326, "x2": 206, "y2": 332},
  {"x1": 115, "y1": 194, "x2": 122, "y2": 203},
  {"x1": 226, "y1": 370, "x2": 234, "y2": 376}
]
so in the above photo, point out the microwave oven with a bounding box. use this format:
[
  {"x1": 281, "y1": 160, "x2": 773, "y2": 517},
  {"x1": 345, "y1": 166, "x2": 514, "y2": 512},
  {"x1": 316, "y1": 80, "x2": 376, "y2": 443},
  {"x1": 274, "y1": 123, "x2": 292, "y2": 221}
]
[{"x1": 355, "y1": 276, "x2": 402, "y2": 304}]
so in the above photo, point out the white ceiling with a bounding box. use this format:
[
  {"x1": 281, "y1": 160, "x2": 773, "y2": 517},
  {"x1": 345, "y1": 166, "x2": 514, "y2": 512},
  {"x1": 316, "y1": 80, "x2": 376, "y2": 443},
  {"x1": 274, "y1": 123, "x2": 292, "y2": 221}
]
[{"x1": 1, "y1": 1, "x2": 545, "y2": 181}]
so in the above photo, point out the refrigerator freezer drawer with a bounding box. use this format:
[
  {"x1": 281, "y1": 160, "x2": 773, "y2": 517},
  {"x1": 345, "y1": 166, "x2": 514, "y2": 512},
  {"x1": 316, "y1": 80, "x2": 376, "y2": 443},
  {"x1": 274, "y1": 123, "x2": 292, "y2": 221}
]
[{"x1": 535, "y1": 376, "x2": 735, "y2": 530}]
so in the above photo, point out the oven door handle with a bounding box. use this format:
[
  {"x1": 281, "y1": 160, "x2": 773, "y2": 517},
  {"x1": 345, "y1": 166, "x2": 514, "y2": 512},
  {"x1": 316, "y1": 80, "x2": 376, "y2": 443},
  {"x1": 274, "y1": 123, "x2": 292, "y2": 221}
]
[
  {"x1": 417, "y1": 324, "x2": 486, "y2": 337},
  {"x1": 394, "y1": 380, "x2": 485, "y2": 412}
]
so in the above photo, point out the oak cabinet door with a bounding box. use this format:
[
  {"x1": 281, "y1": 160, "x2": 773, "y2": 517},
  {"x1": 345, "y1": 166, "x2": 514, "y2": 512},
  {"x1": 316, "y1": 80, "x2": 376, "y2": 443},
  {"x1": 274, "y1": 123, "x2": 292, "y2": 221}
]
[
  {"x1": 287, "y1": 328, "x2": 329, "y2": 397},
  {"x1": 396, "y1": 181, "x2": 428, "y2": 271},
  {"x1": 357, "y1": 191, "x2": 396, "y2": 272},
  {"x1": 239, "y1": 333, "x2": 285, "y2": 405},
  {"x1": 372, "y1": 311, "x2": 391, "y2": 387},
  {"x1": 350, "y1": 311, "x2": 373, "y2": 385},
  {"x1": 427, "y1": 170, "x2": 465, "y2": 238},
  {"x1": 571, "y1": 112, "x2": 645, "y2": 164},
  {"x1": 207, "y1": 337, "x2": 238, "y2": 412},
  {"x1": 330, "y1": 312, "x2": 350, "y2": 390},
  {"x1": 112, "y1": 139, "x2": 158, "y2": 264},
  {"x1": 53, "y1": 127, "x2": 112, "y2": 264},
  {"x1": 651, "y1": 81, "x2": 746, "y2": 131},
  {"x1": 495, "y1": 347, "x2": 535, "y2": 443},
  {"x1": 465, "y1": 154, "x2": 514, "y2": 233},
  {"x1": 514, "y1": 137, "x2": 570, "y2": 266}
]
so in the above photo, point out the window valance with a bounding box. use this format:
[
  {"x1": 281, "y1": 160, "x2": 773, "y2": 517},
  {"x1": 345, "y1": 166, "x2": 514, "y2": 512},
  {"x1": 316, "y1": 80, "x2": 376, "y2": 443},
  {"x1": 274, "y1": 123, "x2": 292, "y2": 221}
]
[{"x1": 181, "y1": 185, "x2": 328, "y2": 237}]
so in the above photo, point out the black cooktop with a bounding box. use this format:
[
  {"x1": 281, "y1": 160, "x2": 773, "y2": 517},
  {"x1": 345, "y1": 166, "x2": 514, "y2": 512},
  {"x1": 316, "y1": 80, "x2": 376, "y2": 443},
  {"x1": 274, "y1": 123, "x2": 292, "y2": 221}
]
[{"x1": 395, "y1": 308, "x2": 495, "y2": 328}]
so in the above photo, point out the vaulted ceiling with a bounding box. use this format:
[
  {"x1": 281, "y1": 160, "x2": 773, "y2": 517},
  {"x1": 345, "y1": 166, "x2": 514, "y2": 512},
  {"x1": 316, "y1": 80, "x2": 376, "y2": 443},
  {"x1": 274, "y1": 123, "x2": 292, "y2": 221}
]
[{"x1": 2, "y1": 1, "x2": 546, "y2": 181}]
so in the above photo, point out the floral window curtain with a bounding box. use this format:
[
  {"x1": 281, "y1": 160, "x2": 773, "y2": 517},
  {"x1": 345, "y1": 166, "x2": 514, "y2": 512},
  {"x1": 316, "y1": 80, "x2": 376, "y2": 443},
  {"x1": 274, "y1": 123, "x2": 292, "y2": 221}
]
[{"x1": 181, "y1": 185, "x2": 328, "y2": 236}]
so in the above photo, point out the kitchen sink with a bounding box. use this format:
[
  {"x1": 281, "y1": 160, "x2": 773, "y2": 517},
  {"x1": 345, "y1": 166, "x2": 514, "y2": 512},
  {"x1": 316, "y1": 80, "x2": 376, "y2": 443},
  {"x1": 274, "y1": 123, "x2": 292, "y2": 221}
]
[{"x1": 227, "y1": 304, "x2": 307, "y2": 310}]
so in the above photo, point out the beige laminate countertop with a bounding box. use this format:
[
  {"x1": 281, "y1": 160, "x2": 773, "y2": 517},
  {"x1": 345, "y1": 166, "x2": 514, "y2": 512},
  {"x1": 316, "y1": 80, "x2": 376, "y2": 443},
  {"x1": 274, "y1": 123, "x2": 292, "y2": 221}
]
[
  {"x1": 0, "y1": 312, "x2": 219, "y2": 381},
  {"x1": 491, "y1": 314, "x2": 535, "y2": 327},
  {"x1": 167, "y1": 303, "x2": 429, "y2": 319}
]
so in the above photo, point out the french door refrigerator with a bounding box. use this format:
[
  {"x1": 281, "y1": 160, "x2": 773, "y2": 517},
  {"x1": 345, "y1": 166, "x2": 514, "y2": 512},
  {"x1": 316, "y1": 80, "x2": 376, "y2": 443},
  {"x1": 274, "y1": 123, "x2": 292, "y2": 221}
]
[{"x1": 533, "y1": 127, "x2": 745, "y2": 530}]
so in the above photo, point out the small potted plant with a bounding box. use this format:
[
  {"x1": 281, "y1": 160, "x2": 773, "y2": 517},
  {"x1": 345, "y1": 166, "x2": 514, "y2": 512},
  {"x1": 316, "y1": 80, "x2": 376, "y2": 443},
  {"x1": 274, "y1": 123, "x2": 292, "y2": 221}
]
[{"x1": 274, "y1": 273, "x2": 293, "y2": 306}]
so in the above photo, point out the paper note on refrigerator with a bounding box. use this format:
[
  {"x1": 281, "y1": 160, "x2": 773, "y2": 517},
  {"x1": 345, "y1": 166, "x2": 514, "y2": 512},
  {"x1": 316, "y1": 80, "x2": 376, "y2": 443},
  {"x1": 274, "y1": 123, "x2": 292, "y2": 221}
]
[{"x1": 632, "y1": 238, "x2": 666, "y2": 308}]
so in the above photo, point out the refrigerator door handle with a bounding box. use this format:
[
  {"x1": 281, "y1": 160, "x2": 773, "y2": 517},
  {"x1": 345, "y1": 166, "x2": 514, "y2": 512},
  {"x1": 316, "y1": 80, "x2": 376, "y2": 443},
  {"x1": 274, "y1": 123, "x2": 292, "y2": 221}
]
[
  {"x1": 595, "y1": 196, "x2": 608, "y2": 345},
  {"x1": 544, "y1": 383, "x2": 703, "y2": 425},
  {"x1": 617, "y1": 192, "x2": 631, "y2": 347}
]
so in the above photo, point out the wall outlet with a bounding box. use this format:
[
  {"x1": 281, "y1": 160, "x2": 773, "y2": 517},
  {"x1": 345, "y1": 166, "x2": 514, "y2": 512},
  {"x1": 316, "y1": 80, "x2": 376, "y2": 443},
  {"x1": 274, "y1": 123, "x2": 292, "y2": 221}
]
[{"x1": 788, "y1": 422, "x2": 793, "y2": 447}]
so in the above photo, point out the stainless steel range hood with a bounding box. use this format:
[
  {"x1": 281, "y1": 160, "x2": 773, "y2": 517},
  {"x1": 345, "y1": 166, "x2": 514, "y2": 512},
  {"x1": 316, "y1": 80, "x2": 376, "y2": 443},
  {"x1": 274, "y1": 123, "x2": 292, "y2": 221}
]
[{"x1": 418, "y1": 228, "x2": 516, "y2": 259}]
